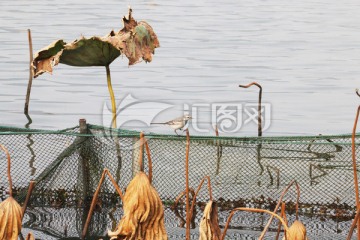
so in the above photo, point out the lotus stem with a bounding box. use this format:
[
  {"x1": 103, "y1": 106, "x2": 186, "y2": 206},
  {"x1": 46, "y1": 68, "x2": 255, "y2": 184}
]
[
  {"x1": 22, "y1": 181, "x2": 36, "y2": 218},
  {"x1": 215, "y1": 124, "x2": 219, "y2": 137},
  {"x1": 189, "y1": 176, "x2": 213, "y2": 222},
  {"x1": 138, "y1": 132, "x2": 144, "y2": 172},
  {"x1": 0, "y1": 144, "x2": 13, "y2": 197},
  {"x1": 347, "y1": 207, "x2": 360, "y2": 240},
  {"x1": 105, "y1": 170, "x2": 124, "y2": 201},
  {"x1": 275, "y1": 202, "x2": 287, "y2": 240},
  {"x1": 239, "y1": 82, "x2": 263, "y2": 137},
  {"x1": 81, "y1": 168, "x2": 124, "y2": 239},
  {"x1": 215, "y1": 124, "x2": 222, "y2": 175},
  {"x1": 106, "y1": 65, "x2": 117, "y2": 129},
  {"x1": 356, "y1": 89, "x2": 360, "y2": 97},
  {"x1": 259, "y1": 180, "x2": 300, "y2": 239},
  {"x1": 185, "y1": 129, "x2": 191, "y2": 239},
  {"x1": 144, "y1": 139, "x2": 153, "y2": 184},
  {"x1": 352, "y1": 105, "x2": 360, "y2": 238},
  {"x1": 173, "y1": 188, "x2": 196, "y2": 209},
  {"x1": 221, "y1": 207, "x2": 290, "y2": 240},
  {"x1": 24, "y1": 29, "x2": 34, "y2": 115}
]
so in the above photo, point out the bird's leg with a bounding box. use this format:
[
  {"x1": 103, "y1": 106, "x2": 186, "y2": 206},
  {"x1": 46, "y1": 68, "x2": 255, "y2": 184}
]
[{"x1": 175, "y1": 129, "x2": 180, "y2": 136}]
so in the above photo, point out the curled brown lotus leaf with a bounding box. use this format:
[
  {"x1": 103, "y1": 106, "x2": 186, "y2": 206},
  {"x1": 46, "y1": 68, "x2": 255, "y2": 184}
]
[
  {"x1": 32, "y1": 8, "x2": 159, "y2": 78},
  {"x1": 108, "y1": 172, "x2": 167, "y2": 240},
  {"x1": 0, "y1": 197, "x2": 23, "y2": 240},
  {"x1": 282, "y1": 220, "x2": 308, "y2": 240},
  {"x1": 199, "y1": 201, "x2": 221, "y2": 240}
]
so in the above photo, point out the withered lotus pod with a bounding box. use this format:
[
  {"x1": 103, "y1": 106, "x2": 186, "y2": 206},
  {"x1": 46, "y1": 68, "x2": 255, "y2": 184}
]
[
  {"x1": 199, "y1": 201, "x2": 221, "y2": 240},
  {"x1": 108, "y1": 172, "x2": 167, "y2": 240},
  {"x1": 0, "y1": 145, "x2": 23, "y2": 240},
  {"x1": 283, "y1": 220, "x2": 308, "y2": 240}
]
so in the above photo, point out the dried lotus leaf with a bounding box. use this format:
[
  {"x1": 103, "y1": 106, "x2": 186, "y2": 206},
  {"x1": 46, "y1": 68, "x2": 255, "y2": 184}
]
[
  {"x1": 108, "y1": 172, "x2": 167, "y2": 240},
  {"x1": 283, "y1": 220, "x2": 308, "y2": 240},
  {"x1": 0, "y1": 197, "x2": 23, "y2": 240},
  {"x1": 32, "y1": 8, "x2": 159, "y2": 78},
  {"x1": 199, "y1": 201, "x2": 221, "y2": 240}
]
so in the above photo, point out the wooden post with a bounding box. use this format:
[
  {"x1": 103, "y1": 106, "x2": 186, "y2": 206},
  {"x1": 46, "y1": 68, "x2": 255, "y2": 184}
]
[
  {"x1": 79, "y1": 119, "x2": 91, "y2": 239},
  {"x1": 79, "y1": 119, "x2": 90, "y2": 200},
  {"x1": 24, "y1": 29, "x2": 34, "y2": 114}
]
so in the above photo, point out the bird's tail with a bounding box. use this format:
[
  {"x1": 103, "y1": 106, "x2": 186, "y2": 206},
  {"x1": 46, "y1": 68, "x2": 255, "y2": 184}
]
[{"x1": 150, "y1": 122, "x2": 166, "y2": 125}]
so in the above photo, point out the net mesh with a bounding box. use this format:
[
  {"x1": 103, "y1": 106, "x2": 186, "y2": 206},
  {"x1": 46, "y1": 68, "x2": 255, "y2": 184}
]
[{"x1": 0, "y1": 123, "x2": 359, "y2": 239}]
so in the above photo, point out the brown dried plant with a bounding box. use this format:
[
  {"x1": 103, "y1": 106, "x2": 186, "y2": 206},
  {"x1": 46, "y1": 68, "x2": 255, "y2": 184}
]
[
  {"x1": 260, "y1": 180, "x2": 300, "y2": 239},
  {"x1": 217, "y1": 180, "x2": 307, "y2": 240},
  {"x1": 0, "y1": 144, "x2": 23, "y2": 240},
  {"x1": 199, "y1": 201, "x2": 221, "y2": 240},
  {"x1": 282, "y1": 220, "x2": 308, "y2": 240},
  {"x1": 107, "y1": 172, "x2": 167, "y2": 240}
]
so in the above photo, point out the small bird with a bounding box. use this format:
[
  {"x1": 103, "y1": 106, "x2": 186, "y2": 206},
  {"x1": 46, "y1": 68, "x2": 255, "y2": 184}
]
[{"x1": 151, "y1": 115, "x2": 192, "y2": 135}]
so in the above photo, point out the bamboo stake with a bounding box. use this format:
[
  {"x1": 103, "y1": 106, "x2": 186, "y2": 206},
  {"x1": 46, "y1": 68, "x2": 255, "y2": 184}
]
[
  {"x1": 239, "y1": 82, "x2": 263, "y2": 137},
  {"x1": 351, "y1": 106, "x2": 360, "y2": 238},
  {"x1": 24, "y1": 29, "x2": 34, "y2": 114},
  {"x1": 185, "y1": 129, "x2": 191, "y2": 240}
]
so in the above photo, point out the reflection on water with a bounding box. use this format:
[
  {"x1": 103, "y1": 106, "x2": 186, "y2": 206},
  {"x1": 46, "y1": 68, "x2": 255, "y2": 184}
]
[{"x1": 25, "y1": 113, "x2": 37, "y2": 176}]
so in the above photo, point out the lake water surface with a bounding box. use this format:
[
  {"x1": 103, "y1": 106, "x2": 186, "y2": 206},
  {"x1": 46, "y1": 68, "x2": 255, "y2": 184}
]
[{"x1": 1, "y1": 0, "x2": 360, "y2": 136}]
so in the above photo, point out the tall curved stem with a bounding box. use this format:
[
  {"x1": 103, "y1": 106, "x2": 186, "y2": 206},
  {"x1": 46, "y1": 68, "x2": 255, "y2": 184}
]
[
  {"x1": 352, "y1": 106, "x2": 360, "y2": 238},
  {"x1": 106, "y1": 65, "x2": 117, "y2": 128},
  {"x1": 0, "y1": 144, "x2": 13, "y2": 197},
  {"x1": 221, "y1": 208, "x2": 289, "y2": 240},
  {"x1": 259, "y1": 180, "x2": 300, "y2": 239},
  {"x1": 185, "y1": 129, "x2": 191, "y2": 239},
  {"x1": 239, "y1": 82, "x2": 262, "y2": 137}
]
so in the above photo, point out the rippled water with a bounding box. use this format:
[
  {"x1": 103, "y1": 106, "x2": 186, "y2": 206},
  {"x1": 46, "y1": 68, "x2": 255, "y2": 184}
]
[{"x1": 1, "y1": 0, "x2": 359, "y2": 136}]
